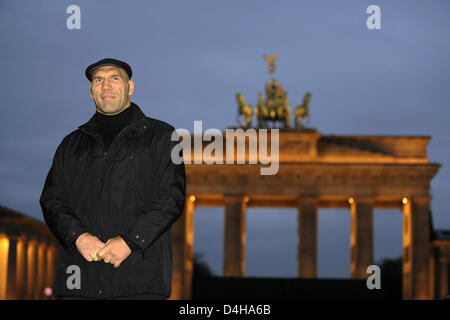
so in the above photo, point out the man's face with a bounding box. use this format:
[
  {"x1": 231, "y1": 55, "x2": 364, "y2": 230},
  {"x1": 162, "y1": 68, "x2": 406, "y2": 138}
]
[{"x1": 89, "y1": 66, "x2": 135, "y2": 115}]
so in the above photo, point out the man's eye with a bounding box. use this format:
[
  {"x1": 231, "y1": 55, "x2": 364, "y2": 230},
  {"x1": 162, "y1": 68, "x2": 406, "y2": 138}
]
[{"x1": 95, "y1": 79, "x2": 102, "y2": 83}]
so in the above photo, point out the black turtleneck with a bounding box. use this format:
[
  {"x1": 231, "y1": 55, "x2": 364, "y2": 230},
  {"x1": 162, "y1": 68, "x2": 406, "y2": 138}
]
[{"x1": 93, "y1": 103, "x2": 134, "y2": 151}]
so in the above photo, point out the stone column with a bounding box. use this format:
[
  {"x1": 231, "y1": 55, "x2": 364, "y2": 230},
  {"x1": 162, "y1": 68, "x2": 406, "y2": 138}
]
[
  {"x1": 350, "y1": 197, "x2": 374, "y2": 278},
  {"x1": 402, "y1": 197, "x2": 431, "y2": 300},
  {"x1": 170, "y1": 195, "x2": 195, "y2": 300},
  {"x1": 223, "y1": 196, "x2": 247, "y2": 277},
  {"x1": 45, "y1": 246, "x2": 57, "y2": 299},
  {"x1": 439, "y1": 261, "x2": 449, "y2": 299},
  {"x1": 35, "y1": 243, "x2": 46, "y2": 299},
  {"x1": 429, "y1": 244, "x2": 439, "y2": 300},
  {"x1": 0, "y1": 234, "x2": 10, "y2": 300},
  {"x1": 297, "y1": 197, "x2": 318, "y2": 278},
  {"x1": 16, "y1": 237, "x2": 26, "y2": 300},
  {"x1": 26, "y1": 240, "x2": 37, "y2": 300}
]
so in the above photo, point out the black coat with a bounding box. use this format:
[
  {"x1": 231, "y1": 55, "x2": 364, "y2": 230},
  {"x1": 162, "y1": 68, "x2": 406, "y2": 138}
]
[{"x1": 40, "y1": 103, "x2": 186, "y2": 298}]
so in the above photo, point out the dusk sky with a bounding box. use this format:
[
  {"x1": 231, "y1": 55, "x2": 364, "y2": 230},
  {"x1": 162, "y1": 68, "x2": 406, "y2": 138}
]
[{"x1": 1, "y1": 0, "x2": 450, "y2": 278}]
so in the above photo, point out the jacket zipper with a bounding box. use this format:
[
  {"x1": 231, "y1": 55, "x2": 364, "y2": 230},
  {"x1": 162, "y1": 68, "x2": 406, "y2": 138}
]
[
  {"x1": 130, "y1": 152, "x2": 135, "y2": 179},
  {"x1": 98, "y1": 178, "x2": 105, "y2": 200},
  {"x1": 77, "y1": 117, "x2": 146, "y2": 296},
  {"x1": 78, "y1": 118, "x2": 146, "y2": 220}
]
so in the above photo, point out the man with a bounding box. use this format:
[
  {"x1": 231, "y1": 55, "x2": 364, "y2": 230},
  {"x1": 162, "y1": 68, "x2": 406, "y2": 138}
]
[{"x1": 40, "y1": 58, "x2": 186, "y2": 300}]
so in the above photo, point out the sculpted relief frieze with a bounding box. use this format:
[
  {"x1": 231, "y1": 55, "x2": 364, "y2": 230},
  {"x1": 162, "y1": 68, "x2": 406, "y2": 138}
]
[{"x1": 187, "y1": 170, "x2": 430, "y2": 189}]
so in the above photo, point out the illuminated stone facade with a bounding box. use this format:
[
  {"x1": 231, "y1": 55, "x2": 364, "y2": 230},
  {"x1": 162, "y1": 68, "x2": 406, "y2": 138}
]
[{"x1": 170, "y1": 128, "x2": 448, "y2": 300}]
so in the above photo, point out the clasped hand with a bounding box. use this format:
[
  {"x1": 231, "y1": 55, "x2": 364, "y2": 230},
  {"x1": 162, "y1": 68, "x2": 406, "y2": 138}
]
[{"x1": 75, "y1": 233, "x2": 131, "y2": 269}]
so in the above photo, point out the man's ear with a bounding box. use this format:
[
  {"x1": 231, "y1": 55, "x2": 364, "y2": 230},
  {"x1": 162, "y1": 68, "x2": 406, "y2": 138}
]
[
  {"x1": 128, "y1": 79, "x2": 135, "y2": 96},
  {"x1": 89, "y1": 83, "x2": 93, "y2": 99}
]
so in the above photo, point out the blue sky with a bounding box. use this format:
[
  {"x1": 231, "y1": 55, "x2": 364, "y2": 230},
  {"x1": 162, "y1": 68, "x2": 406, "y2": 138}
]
[{"x1": 1, "y1": 0, "x2": 449, "y2": 278}]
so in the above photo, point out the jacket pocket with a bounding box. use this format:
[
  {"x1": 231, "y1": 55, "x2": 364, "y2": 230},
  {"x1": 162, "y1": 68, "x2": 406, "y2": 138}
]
[{"x1": 141, "y1": 239, "x2": 163, "y2": 262}]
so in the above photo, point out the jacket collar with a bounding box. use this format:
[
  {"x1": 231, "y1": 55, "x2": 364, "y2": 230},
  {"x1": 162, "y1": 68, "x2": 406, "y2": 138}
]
[{"x1": 78, "y1": 102, "x2": 147, "y2": 137}]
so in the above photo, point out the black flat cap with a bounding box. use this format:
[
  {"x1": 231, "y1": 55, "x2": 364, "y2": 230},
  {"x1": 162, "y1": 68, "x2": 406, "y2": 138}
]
[{"x1": 85, "y1": 58, "x2": 132, "y2": 81}]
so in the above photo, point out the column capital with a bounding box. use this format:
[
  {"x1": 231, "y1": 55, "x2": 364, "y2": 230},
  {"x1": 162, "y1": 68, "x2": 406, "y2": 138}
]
[
  {"x1": 186, "y1": 194, "x2": 197, "y2": 204},
  {"x1": 410, "y1": 196, "x2": 432, "y2": 204},
  {"x1": 355, "y1": 196, "x2": 374, "y2": 202},
  {"x1": 297, "y1": 196, "x2": 319, "y2": 204},
  {"x1": 349, "y1": 197, "x2": 374, "y2": 210},
  {"x1": 223, "y1": 194, "x2": 247, "y2": 203}
]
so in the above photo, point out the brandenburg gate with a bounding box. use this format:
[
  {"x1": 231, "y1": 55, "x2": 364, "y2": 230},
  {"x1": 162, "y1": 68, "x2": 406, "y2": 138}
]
[
  {"x1": 170, "y1": 55, "x2": 443, "y2": 300},
  {"x1": 170, "y1": 129, "x2": 440, "y2": 300}
]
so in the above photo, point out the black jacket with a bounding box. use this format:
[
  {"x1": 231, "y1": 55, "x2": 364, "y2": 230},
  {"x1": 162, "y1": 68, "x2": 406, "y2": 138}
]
[{"x1": 40, "y1": 103, "x2": 186, "y2": 299}]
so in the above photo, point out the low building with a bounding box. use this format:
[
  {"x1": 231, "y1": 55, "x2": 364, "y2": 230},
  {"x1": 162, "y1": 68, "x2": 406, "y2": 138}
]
[{"x1": 0, "y1": 205, "x2": 58, "y2": 299}]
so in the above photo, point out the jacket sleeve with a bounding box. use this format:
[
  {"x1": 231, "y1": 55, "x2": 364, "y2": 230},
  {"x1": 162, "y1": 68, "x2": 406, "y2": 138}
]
[
  {"x1": 40, "y1": 140, "x2": 89, "y2": 254},
  {"x1": 121, "y1": 127, "x2": 186, "y2": 253}
]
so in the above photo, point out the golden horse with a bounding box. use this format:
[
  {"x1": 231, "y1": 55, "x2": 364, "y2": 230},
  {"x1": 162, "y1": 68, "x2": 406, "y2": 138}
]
[
  {"x1": 255, "y1": 92, "x2": 270, "y2": 127},
  {"x1": 236, "y1": 92, "x2": 253, "y2": 128},
  {"x1": 276, "y1": 93, "x2": 291, "y2": 128},
  {"x1": 294, "y1": 92, "x2": 311, "y2": 129}
]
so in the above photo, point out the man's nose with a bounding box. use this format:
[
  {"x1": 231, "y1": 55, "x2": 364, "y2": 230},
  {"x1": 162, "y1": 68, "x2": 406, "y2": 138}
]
[{"x1": 102, "y1": 79, "x2": 112, "y2": 90}]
